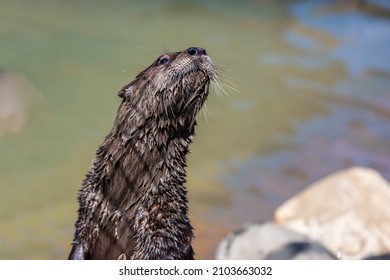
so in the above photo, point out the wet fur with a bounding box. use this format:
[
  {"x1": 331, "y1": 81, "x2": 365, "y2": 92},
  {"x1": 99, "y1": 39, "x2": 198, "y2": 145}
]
[{"x1": 68, "y1": 48, "x2": 216, "y2": 260}]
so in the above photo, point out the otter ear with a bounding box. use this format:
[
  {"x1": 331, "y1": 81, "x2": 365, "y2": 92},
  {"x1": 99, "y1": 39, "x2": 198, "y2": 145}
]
[{"x1": 118, "y1": 83, "x2": 134, "y2": 98}]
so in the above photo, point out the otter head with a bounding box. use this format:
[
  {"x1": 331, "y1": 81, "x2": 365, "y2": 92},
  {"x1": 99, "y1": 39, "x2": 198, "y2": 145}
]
[{"x1": 118, "y1": 47, "x2": 216, "y2": 125}]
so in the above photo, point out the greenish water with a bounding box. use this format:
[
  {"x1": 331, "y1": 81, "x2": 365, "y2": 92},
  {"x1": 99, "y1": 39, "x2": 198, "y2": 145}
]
[{"x1": 0, "y1": 0, "x2": 389, "y2": 259}]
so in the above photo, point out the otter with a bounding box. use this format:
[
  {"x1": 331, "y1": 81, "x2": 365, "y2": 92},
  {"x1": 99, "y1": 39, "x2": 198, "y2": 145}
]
[{"x1": 68, "y1": 47, "x2": 217, "y2": 260}]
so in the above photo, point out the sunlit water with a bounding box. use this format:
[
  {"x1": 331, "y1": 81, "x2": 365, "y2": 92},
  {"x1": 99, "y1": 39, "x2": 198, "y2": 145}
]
[{"x1": 0, "y1": 0, "x2": 389, "y2": 259}]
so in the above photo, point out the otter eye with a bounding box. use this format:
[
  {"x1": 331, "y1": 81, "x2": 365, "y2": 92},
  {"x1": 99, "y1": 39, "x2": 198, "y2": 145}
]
[{"x1": 159, "y1": 56, "x2": 169, "y2": 65}]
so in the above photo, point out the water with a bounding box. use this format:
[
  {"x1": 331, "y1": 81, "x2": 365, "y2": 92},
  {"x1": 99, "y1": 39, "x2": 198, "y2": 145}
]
[{"x1": 0, "y1": 0, "x2": 389, "y2": 259}]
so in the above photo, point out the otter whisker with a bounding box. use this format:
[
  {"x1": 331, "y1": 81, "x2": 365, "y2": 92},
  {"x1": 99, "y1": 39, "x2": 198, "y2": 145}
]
[
  {"x1": 212, "y1": 78, "x2": 226, "y2": 98},
  {"x1": 212, "y1": 65, "x2": 239, "y2": 97},
  {"x1": 220, "y1": 75, "x2": 240, "y2": 94},
  {"x1": 202, "y1": 104, "x2": 209, "y2": 125}
]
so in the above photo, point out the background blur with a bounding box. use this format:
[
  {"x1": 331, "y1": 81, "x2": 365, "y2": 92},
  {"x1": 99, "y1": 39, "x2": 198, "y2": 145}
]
[{"x1": 0, "y1": 0, "x2": 389, "y2": 259}]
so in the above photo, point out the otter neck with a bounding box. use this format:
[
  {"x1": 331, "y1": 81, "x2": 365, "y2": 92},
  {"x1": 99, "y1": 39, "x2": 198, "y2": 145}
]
[{"x1": 98, "y1": 107, "x2": 195, "y2": 259}]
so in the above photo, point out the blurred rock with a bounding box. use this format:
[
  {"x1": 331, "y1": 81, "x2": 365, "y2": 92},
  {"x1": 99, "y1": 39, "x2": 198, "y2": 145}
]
[
  {"x1": 0, "y1": 71, "x2": 46, "y2": 138},
  {"x1": 215, "y1": 222, "x2": 336, "y2": 260},
  {"x1": 275, "y1": 167, "x2": 390, "y2": 259}
]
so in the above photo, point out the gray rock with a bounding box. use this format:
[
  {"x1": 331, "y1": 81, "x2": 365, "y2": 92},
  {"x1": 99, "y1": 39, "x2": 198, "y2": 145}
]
[
  {"x1": 275, "y1": 167, "x2": 390, "y2": 259},
  {"x1": 215, "y1": 222, "x2": 336, "y2": 260},
  {"x1": 0, "y1": 71, "x2": 46, "y2": 138}
]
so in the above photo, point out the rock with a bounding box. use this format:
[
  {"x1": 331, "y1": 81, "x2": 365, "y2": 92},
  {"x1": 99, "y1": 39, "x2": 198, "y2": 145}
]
[
  {"x1": 275, "y1": 167, "x2": 390, "y2": 259},
  {"x1": 215, "y1": 222, "x2": 336, "y2": 260},
  {"x1": 0, "y1": 71, "x2": 46, "y2": 138}
]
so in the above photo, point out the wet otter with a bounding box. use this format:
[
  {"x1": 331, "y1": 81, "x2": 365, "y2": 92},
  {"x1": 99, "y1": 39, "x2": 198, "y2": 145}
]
[{"x1": 68, "y1": 47, "x2": 217, "y2": 260}]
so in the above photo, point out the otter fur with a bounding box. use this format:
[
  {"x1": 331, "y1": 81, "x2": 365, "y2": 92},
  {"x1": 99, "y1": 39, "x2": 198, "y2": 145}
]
[{"x1": 68, "y1": 47, "x2": 217, "y2": 260}]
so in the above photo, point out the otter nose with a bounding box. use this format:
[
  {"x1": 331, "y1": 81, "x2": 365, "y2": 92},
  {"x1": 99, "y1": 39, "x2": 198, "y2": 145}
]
[{"x1": 187, "y1": 47, "x2": 207, "y2": 56}]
